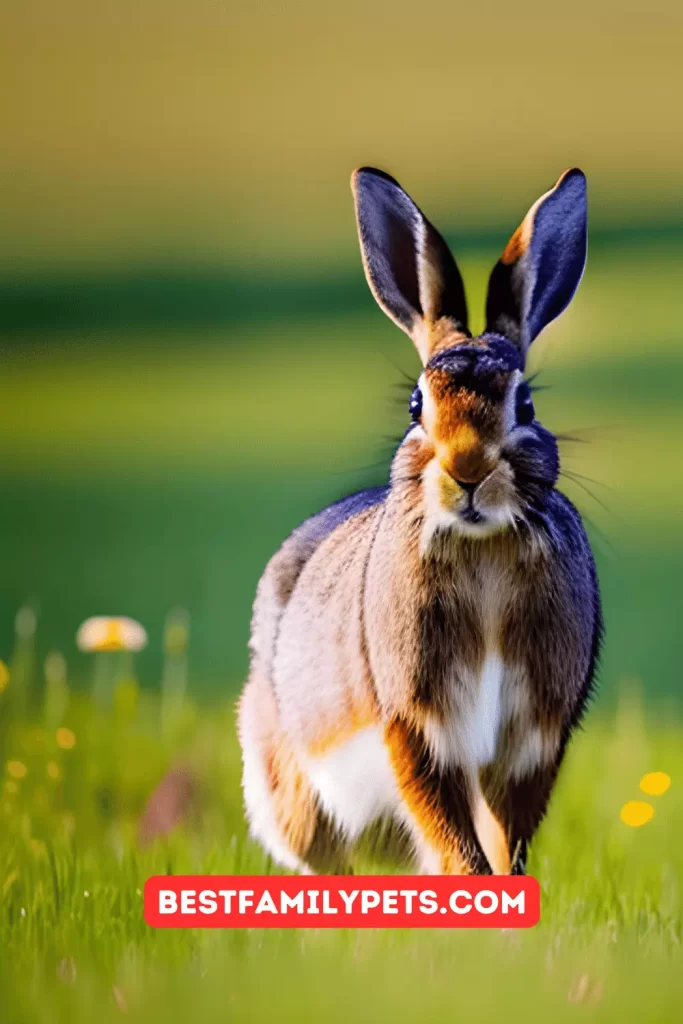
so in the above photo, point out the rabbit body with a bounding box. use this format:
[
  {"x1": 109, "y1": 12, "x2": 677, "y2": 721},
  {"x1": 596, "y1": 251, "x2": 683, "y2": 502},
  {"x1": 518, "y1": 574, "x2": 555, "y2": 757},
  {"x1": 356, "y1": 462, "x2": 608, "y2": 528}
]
[{"x1": 239, "y1": 168, "x2": 602, "y2": 875}]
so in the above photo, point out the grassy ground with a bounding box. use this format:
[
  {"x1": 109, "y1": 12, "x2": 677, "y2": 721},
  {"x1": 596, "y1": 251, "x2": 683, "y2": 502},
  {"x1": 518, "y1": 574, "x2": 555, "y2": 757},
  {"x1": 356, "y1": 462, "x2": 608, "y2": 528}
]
[{"x1": 1, "y1": 679, "x2": 682, "y2": 1023}]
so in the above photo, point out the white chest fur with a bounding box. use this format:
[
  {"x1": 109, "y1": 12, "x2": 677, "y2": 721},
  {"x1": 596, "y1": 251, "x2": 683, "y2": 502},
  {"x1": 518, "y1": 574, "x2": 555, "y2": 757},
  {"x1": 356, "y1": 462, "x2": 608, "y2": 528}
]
[{"x1": 423, "y1": 651, "x2": 507, "y2": 770}]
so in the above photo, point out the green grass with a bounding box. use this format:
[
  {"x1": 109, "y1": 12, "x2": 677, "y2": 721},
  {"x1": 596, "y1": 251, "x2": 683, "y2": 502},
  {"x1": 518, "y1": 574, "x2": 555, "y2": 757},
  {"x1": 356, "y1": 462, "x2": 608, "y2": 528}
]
[
  {"x1": 2, "y1": 236, "x2": 683, "y2": 1020},
  {"x1": 1, "y1": 680, "x2": 682, "y2": 1023}
]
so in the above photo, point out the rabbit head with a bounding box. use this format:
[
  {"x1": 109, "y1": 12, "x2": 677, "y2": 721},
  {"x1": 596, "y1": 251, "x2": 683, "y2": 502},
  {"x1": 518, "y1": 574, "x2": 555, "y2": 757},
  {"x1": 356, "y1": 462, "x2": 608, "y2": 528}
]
[{"x1": 352, "y1": 167, "x2": 587, "y2": 541}]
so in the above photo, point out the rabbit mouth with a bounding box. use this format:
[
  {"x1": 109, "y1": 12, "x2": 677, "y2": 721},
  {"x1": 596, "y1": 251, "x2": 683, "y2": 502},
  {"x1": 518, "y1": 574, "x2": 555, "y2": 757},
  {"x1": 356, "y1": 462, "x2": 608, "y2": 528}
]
[
  {"x1": 418, "y1": 456, "x2": 520, "y2": 551},
  {"x1": 455, "y1": 462, "x2": 517, "y2": 529},
  {"x1": 455, "y1": 499, "x2": 511, "y2": 535},
  {"x1": 457, "y1": 488, "x2": 486, "y2": 525},
  {"x1": 447, "y1": 502, "x2": 516, "y2": 544},
  {"x1": 459, "y1": 503, "x2": 484, "y2": 526}
]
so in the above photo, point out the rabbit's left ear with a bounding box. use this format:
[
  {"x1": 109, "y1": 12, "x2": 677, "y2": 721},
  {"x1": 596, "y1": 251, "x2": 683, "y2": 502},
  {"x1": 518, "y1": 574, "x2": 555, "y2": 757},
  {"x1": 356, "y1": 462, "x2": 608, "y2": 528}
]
[
  {"x1": 485, "y1": 169, "x2": 587, "y2": 358},
  {"x1": 352, "y1": 167, "x2": 469, "y2": 364}
]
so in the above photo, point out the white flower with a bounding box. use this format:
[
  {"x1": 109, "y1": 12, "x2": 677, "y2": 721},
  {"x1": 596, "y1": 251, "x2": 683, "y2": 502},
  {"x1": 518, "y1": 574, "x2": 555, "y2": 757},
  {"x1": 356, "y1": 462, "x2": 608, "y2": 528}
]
[{"x1": 76, "y1": 617, "x2": 147, "y2": 653}]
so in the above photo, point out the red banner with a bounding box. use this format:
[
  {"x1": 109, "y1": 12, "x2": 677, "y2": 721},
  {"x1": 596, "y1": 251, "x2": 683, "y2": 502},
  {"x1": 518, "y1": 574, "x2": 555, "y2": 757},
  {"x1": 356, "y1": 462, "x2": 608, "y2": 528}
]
[{"x1": 144, "y1": 875, "x2": 539, "y2": 928}]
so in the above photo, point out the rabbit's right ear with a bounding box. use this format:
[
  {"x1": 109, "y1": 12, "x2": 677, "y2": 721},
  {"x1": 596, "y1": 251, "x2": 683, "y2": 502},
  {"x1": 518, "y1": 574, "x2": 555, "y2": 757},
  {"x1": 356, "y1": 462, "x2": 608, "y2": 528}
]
[
  {"x1": 485, "y1": 169, "x2": 587, "y2": 359},
  {"x1": 352, "y1": 168, "x2": 469, "y2": 364}
]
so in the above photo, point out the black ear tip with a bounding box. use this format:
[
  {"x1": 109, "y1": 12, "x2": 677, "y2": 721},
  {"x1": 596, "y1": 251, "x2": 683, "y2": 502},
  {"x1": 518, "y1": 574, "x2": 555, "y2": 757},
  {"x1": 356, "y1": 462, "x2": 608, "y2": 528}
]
[{"x1": 352, "y1": 166, "x2": 402, "y2": 191}]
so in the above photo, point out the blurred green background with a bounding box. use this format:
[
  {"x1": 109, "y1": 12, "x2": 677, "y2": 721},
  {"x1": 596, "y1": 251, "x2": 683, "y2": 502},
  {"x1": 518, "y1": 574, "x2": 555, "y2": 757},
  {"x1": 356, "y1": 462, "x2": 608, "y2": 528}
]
[{"x1": 2, "y1": 0, "x2": 683, "y2": 700}]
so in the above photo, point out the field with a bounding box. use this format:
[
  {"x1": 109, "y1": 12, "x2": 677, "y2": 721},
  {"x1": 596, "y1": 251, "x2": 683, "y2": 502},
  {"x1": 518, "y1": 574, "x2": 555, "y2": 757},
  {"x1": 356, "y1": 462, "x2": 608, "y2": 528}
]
[
  {"x1": 2, "y1": 677, "x2": 683, "y2": 1024},
  {"x1": 1, "y1": 681, "x2": 682, "y2": 1023},
  {"x1": 2, "y1": 216, "x2": 683, "y2": 1023}
]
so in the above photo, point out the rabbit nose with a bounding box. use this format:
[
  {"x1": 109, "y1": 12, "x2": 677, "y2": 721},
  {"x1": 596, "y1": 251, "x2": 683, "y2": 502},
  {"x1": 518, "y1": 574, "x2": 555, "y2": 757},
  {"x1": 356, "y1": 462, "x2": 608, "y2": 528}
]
[{"x1": 449, "y1": 449, "x2": 492, "y2": 487}]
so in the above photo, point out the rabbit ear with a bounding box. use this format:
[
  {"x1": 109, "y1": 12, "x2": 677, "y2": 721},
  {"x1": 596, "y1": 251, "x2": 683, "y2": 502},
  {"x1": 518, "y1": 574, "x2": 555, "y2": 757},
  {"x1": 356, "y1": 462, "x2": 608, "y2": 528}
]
[
  {"x1": 485, "y1": 169, "x2": 587, "y2": 358},
  {"x1": 352, "y1": 168, "x2": 469, "y2": 364}
]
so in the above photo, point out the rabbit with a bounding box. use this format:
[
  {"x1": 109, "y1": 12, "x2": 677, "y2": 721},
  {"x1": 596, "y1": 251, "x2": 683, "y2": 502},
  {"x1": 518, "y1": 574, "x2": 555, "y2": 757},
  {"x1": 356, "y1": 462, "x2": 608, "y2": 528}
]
[{"x1": 238, "y1": 167, "x2": 602, "y2": 875}]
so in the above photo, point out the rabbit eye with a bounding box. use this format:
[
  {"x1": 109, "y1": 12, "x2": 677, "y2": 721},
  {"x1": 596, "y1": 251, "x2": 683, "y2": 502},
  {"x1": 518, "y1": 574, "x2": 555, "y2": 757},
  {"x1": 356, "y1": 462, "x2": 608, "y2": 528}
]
[
  {"x1": 515, "y1": 382, "x2": 535, "y2": 426},
  {"x1": 409, "y1": 385, "x2": 423, "y2": 422}
]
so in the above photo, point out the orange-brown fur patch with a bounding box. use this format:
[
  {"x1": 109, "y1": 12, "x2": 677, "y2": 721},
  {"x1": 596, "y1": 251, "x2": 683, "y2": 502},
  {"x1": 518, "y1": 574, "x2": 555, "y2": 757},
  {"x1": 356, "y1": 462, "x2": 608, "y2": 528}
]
[
  {"x1": 501, "y1": 222, "x2": 529, "y2": 265},
  {"x1": 239, "y1": 672, "x2": 320, "y2": 862},
  {"x1": 424, "y1": 372, "x2": 505, "y2": 483},
  {"x1": 425, "y1": 317, "x2": 472, "y2": 358},
  {"x1": 266, "y1": 738, "x2": 319, "y2": 857},
  {"x1": 427, "y1": 372, "x2": 504, "y2": 438},
  {"x1": 447, "y1": 430, "x2": 493, "y2": 484},
  {"x1": 472, "y1": 785, "x2": 512, "y2": 875},
  {"x1": 386, "y1": 719, "x2": 477, "y2": 874},
  {"x1": 305, "y1": 699, "x2": 380, "y2": 758}
]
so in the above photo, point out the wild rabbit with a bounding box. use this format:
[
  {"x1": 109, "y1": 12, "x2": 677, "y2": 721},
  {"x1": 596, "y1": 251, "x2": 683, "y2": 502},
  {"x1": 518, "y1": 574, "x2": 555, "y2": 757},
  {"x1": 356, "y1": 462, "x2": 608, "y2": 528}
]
[{"x1": 238, "y1": 167, "x2": 602, "y2": 875}]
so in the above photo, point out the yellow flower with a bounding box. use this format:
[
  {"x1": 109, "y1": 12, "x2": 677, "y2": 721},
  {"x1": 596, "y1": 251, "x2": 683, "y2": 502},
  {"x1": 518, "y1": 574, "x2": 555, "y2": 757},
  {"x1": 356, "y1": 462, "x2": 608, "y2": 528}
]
[
  {"x1": 639, "y1": 771, "x2": 671, "y2": 796},
  {"x1": 4, "y1": 780, "x2": 18, "y2": 795},
  {"x1": 47, "y1": 761, "x2": 62, "y2": 780},
  {"x1": 77, "y1": 617, "x2": 147, "y2": 653},
  {"x1": 56, "y1": 728, "x2": 76, "y2": 750},
  {"x1": 0, "y1": 660, "x2": 9, "y2": 694},
  {"x1": 7, "y1": 760, "x2": 27, "y2": 780},
  {"x1": 620, "y1": 800, "x2": 654, "y2": 828}
]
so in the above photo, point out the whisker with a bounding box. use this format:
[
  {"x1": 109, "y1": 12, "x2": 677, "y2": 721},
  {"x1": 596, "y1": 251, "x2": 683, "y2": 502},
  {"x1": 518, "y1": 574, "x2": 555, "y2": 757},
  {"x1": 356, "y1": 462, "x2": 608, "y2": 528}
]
[
  {"x1": 526, "y1": 371, "x2": 549, "y2": 393},
  {"x1": 561, "y1": 468, "x2": 612, "y2": 492},
  {"x1": 575, "y1": 511, "x2": 617, "y2": 556},
  {"x1": 558, "y1": 471, "x2": 617, "y2": 520},
  {"x1": 556, "y1": 433, "x2": 591, "y2": 445},
  {"x1": 381, "y1": 353, "x2": 419, "y2": 384},
  {"x1": 555, "y1": 424, "x2": 620, "y2": 440}
]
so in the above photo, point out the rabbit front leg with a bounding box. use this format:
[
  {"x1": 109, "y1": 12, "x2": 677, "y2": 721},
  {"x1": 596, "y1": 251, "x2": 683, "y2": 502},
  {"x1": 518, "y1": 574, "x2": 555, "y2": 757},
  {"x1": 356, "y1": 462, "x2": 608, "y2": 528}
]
[
  {"x1": 385, "y1": 719, "x2": 493, "y2": 875},
  {"x1": 480, "y1": 747, "x2": 564, "y2": 875}
]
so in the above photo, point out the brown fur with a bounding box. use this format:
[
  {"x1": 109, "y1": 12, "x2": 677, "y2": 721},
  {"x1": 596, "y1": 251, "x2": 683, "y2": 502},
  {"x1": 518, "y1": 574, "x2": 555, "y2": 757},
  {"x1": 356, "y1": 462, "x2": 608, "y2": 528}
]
[
  {"x1": 270, "y1": 505, "x2": 383, "y2": 750},
  {"x1": 238, "y1": 166, "x2": 598, "y2": 876},
  {"x1": 385, "y1": 719, "x2": 491, "y2": 874},
  {"x1": 305, "y1": 701, "x2": 380, "y2": 757},
  {"x1": 239, "y1": 673, "x2": 317, "y2": 859},
  {"x1": 240, "y1": 424, "x2": 582, "y2": 873},
  {"x1": 425, "y1": 317, "x2": 471, "y2": 357},
  {"x1": 424, "y1": 372, "x2": 506, "y2": 483}
]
